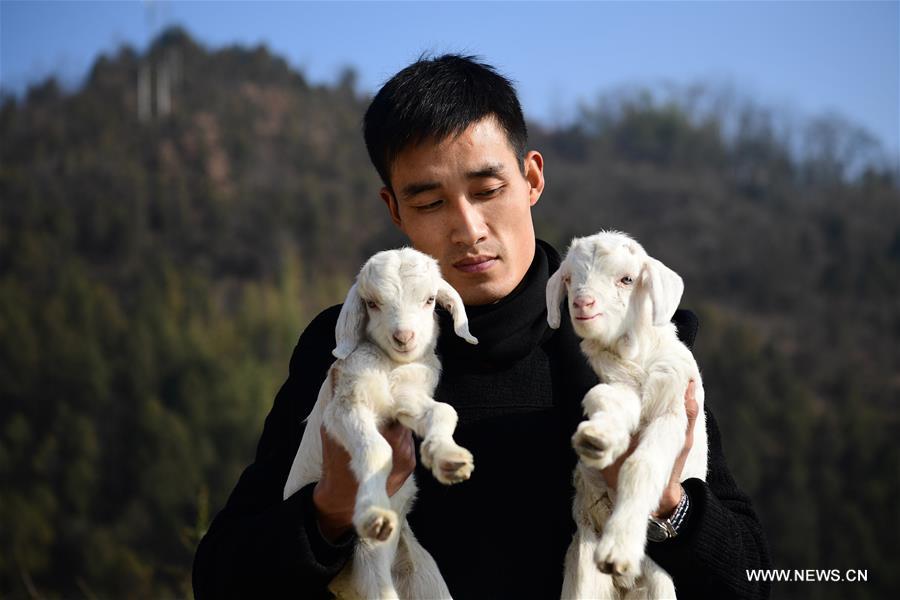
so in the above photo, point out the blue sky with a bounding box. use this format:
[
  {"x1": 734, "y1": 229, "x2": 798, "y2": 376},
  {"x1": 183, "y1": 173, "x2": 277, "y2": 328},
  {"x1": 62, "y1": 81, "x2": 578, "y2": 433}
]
[{"x1": 2, "y1": 1, "x2": 898, "y2": 161}]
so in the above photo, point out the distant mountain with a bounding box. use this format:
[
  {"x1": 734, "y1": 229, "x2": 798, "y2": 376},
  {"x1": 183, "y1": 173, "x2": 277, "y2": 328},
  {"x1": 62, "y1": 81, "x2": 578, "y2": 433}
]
[{"x1": 1, "y1": 26, "x2": 897, "y2": 599}]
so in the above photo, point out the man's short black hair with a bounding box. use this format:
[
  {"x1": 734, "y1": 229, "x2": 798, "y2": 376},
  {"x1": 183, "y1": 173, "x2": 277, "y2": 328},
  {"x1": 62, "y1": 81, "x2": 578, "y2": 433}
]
[{"x1": 363, "y1": 53, "x2": 528, "y2": 190}]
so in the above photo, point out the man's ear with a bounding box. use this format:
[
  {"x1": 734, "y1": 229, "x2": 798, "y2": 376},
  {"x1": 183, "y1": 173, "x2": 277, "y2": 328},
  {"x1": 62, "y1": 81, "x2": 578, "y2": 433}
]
[
  {"x1": 380, "y1": 187, "x2": 402, "y2": 228},
  {"x1": 524, "y1": 150, "x2": 545, "y2": 207}
]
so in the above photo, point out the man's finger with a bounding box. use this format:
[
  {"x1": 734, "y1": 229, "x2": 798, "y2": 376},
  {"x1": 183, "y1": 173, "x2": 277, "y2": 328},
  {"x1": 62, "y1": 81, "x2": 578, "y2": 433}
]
[
  {"x1": 319, "y1": 425, "x2": 330, "y2": 458},
  {"x1": 320, "y1": 425, "x2": 351, "y2": 462},
  {"x1": 684, "y1": 380, "x2": 699, "y2": 440},
  {"x1": 685, "y1": 380, "x2": 699, "y2": 419},
  {"x1": 380, "y1": 420, "x2": 412, "y2": 447}
]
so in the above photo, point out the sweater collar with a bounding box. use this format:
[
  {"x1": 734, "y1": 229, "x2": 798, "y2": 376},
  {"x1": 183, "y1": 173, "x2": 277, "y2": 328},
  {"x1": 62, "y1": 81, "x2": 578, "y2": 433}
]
[{"x1": 437, "y1": 239, "x2": 561, "y2": 367}]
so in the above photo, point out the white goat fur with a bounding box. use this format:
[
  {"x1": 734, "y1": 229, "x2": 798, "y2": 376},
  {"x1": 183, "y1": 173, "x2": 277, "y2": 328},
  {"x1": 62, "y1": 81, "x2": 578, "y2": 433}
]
[
  {"x1": 546, "y1": 231, "x2": 708, "y2": 599},
  {"x1": 283, "y1": 248, "x2": 478, "y2": 600}
]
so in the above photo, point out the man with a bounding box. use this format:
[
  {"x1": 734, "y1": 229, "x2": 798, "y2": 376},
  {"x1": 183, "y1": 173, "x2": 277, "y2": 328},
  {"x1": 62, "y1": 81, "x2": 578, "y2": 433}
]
[{"x1": 193, "y1": 55, "x2": 771, "y2": 599}]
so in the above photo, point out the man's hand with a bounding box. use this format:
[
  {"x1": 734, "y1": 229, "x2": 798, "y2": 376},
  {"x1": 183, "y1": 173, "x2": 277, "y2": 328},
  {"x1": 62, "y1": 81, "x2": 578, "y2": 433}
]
[
  {"x1": 599, "y1": 380, "x2": 699, "y2": 518},
  {"x1": 312, "y1": 421, "x2": 416, "y2": 542}
]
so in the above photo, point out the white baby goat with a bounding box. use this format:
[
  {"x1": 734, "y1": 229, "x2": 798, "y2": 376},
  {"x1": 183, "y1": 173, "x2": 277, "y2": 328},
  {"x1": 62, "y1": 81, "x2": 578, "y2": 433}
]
[
  {"x1": 283, "y1": 248, "x2": 478, "y2": 600},
  {"x1": 547, "y1": 231, "x2": 708, "y2": 599}
]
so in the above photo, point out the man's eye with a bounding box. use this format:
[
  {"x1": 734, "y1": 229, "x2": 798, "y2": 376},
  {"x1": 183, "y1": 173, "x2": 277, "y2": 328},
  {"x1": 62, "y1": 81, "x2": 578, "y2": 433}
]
[
  {"x1": 620, "y1": 276, "x2": 634, "y2": 285},
  {"x1": 476, "y1": 186, "x2": 503, "y2": 198},
  {"x1": 416, "y1": 199, "x2": 443, "y2": 211}
]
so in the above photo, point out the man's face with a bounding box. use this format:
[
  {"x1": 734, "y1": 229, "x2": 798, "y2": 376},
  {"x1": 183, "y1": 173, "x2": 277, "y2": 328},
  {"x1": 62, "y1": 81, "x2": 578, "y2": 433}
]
[{"x1": 380, "y1": 117, "x2": 545, "y2": 306}]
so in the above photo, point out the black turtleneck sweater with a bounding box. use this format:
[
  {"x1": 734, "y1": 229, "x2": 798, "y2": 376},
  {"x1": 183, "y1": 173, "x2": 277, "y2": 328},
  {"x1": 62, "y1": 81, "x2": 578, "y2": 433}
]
[{"x1": 193, "y1": 240, "x2": 771, "y2": 599}]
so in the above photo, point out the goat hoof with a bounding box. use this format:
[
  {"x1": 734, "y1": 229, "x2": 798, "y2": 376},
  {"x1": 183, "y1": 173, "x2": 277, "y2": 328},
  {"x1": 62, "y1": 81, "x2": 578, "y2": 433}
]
[
  {"x1": 422, "y1": 437, "x2": 474, "y2": 484},
  {"x1": 596, "y1": 557, "x2": 636, "y2": 577},
  {"x1": 432, "y1": 445, "x2": 474, "y2": 484},
  {"x1": 438, "y1": 459, "x2": 472, "y2": 482},
  {"x1": 594, "y1": 534, "x2": 643, "y2": 578},
  {"x1": 355, "y1": 506, "x2": 397, "y2": 542},
  {"x1": 572, "y1": 421, "x2": 627, "y2": 469},
  {"x1": 436, "y1": 453, "x2": 474, "y2": 484},
  {"x1": 576, "y1": 436, "x2": 605, "y2": 456}
]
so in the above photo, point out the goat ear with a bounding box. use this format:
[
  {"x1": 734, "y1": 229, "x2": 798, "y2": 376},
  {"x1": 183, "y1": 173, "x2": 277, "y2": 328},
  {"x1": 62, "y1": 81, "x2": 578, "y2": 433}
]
[
  {"x1": 641, "y1": 257, "x2": 684, "y2": 326},
  {"x1": 546, "y1": 263, "x2": 568, "y2": 329},
  {"x1": 333, "y1": 281, "x2": 365, "y2": 359},
  {"x1": 436, "y1": 279, "x2": 478, "y2": 345}
]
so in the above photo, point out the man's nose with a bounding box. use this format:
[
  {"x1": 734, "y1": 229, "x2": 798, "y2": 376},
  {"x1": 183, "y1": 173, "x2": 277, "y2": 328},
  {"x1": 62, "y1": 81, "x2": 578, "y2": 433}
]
[{"x1": 448, "y1": 197, "x2": 488, "y2": 247}]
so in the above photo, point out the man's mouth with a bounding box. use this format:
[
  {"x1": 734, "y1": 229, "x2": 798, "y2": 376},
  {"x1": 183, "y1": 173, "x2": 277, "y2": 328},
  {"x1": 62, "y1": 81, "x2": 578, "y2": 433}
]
[{"x1": 453, "y1": 255, "x2": 498, "y2": 273}]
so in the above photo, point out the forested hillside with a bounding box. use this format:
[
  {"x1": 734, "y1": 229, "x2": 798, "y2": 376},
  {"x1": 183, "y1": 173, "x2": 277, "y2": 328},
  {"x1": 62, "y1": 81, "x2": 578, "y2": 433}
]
[{"x1": 1, "y1": 27, "x2": 897, "y2": 599}]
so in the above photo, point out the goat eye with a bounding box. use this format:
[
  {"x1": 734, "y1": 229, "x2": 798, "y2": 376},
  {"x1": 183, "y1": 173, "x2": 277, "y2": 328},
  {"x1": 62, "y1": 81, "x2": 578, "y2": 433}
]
[
  {"x1": 620, "y1": 276, "x2": 634, "y2": 285},
  {"x1": 365, "y1": 300, "x2": 379, "y2": 310},
  {"x1": 563, "y1": 275, "x2": 571, "y2": 284},
  {"x1": 425, "y1": 296, "x2": 435, "y2": 305}
]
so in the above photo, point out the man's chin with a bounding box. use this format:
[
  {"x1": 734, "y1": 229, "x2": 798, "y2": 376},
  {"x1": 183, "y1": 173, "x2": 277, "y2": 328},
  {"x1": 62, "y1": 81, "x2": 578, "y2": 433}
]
[
  {"x1": 453, "y1": 281, "x2": 508, "y2": 306},
  {"x1": 448, "y1": 271, "x2": 520, "y2": 306}
]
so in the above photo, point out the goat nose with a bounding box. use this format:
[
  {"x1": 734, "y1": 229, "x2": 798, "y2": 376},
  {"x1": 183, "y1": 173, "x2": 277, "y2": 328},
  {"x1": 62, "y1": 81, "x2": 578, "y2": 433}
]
[
  {"x1": 393, "y1": 330, "x2": 415, "y2": 345},
  {"x1": 572, "y1": 295, "x2": 596, "y2": 309}
]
